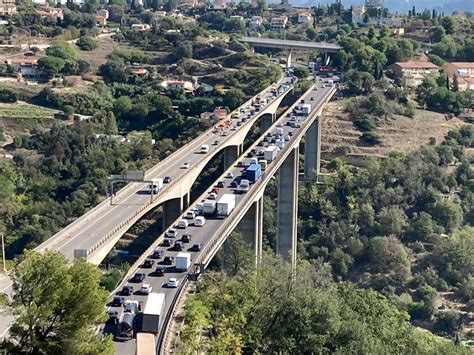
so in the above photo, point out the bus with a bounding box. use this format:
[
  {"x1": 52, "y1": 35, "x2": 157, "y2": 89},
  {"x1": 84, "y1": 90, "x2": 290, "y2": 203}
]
[{"x1": 136, "y1": 333, "x2": 156, "y2": 355}]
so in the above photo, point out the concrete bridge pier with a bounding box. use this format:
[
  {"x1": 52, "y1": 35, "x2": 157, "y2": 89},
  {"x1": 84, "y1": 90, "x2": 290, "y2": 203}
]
[
  {"x1": 261, "y1": 113, "x2": 275, "y2": 133},
  {"x1": 162, "y1": 195, "x2": 185, "y2": 231},
  {"x1": 286, "y1": 50, "x2": 292, "y2": 69},
  {"x1": 276, "y1": 146, "x2": 299, "y2": 267},
  {"x1": 304, "y1": 117, "x2": 321, "y2": 179},
  {"x1": 236, "y1": 196, "x2": 263, "y2": 266},
  {"x1": 223, "y1": 145, "x2": 240, "y2": 171}
]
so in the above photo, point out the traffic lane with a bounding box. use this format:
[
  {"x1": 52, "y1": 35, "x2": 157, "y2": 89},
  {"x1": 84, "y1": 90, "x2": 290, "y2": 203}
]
[{"x1": 68, "y1": 88, "x2": 291, "y2": 254}]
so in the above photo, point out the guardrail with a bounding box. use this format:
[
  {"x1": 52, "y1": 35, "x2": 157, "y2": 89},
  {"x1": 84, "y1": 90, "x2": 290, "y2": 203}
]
[{"x1": 83, "y1": 83, "x2": 295, "y2": 260}]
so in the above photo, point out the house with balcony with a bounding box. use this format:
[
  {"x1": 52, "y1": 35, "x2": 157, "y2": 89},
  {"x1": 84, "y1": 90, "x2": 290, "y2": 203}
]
[
  {"x1": 0, "y1": 1, "x2": 16, "y2": 16},
  {"x1": 297, "y1": 12, "x2": 312, "y2": 24},
  {"x1": 443, "y1": 62, "x2": 474, "y2": 91},
  {"x1": 389, "y1": 61, "x2": 439, "y2": 87},
  {"x1": 271, "y1": 16, "x2": 287, "y2": 31}
]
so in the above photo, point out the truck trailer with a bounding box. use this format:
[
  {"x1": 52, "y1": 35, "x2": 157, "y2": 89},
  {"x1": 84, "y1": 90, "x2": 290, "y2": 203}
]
[
  {"x1": 246, "y1": 163, "x2": 262, "y2": 183},
  {"x1": 142, "y1": 293, "x2": 166, "y2": 334},
  {"x1": 136, "y1": 333, "x2": 156, "y2": 355},
  {"x1": 149, "y1": 178, "x2": 163, "y2": 194},
  {"x1": 117, "y1": 312, "x2": 136, "y2": 340},
  {"x1": 264, "y1": 146, "x2": 278, "y2": 162},
  {"x1": 176, "y1": 253, "x2": 191, "y2": 271},
  {"x1": 302, "y1": 104, "x2": 312, "y2": 115},
  {"x1": 202, "y1": 199, "x2": 217, "y2": 215},
  {"x1": 216, "y1": 194, "x2": 236, "y2": 218}
]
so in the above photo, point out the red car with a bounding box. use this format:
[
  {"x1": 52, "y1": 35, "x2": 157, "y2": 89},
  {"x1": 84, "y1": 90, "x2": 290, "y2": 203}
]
[{"x1": 211, "y1": 187, "x2": 219, "y2": 194}]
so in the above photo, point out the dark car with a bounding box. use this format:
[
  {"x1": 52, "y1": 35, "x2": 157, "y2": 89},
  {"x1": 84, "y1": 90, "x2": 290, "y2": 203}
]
[
  {"x1": 182, "y1": 234, "x2": 192, "y2": 243},
  {"x1": 257, "y1": 141, "x2": 264, "y2": 147},
  {"x1": 237, "y1": 161, "x2": 245, "y2": 167},
  {"x1": 107, "y1": 310, "x2": 119, "y2": 324},
  {"x1": 163, "y1": 256, "x2": 175, "y2": 265},
  {"x1": 174, "y1": 241, "x2": 184, "y2": 251},
  {"x1": 131, "y1": 272, "x2": 146, "y2": 283},
  {"x1": 310, "y1": 97, "x2": 314, "y2": 101},
  {"x1": 143, "y1": 259, "x2": 155, "y2": 268},
  {"x1": 213, "y1": 140, "x2": 219, "y2": 145},
  {"x1": 263, "y1": 136, "x2": 269, "y2": 142},
  {"x1": 111, "y1": 296, "x2": 125, "y2": 307},
  {"x1": 164, "y1": 176, "x2": 172, "y2": 183},
  {"x1": 191, "y1": 243, "x2": 203, "y2": 252},
  {"x1": 289, "y1": 131, "x2": 294, "y2": 136},
  {"x1": 247, "y1": 152, "x2": 254, "y2": 158},
  {"x1": 121, "y1": 285, "x2": 134, "y2": 296},
  {"x1": 300, "y1": 99, "x2": 305, "y2": 103},
  {"x1": 155, "y1": 266, "x2": 166, "y2": 276},
  {"x1": 266, "y1": 132, "x2": 272, "y2": 137},
  {"x1": 151, "y1": 248, "x2": 164, "y2": 259},
  {"x1": 211, "y1": 187, "x2": 219, "y2": 194},
  {"x1": 230, "y1": 181, "x2": 238, "y2": 188},
  {"x1": 217, "y1": 181, "x2": 225, "y2": 188},
  {"x1": 162, "y1": 238, "x2": 172, "y2": 247}
]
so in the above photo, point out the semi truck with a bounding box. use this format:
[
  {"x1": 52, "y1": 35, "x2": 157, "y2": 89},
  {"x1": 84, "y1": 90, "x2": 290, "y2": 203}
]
[
  {"x1": 203, "y1": 199, "x2": 217, "y2": 215},
  {"x1": 117, "y1": 312, "x2": 136, "y2": 341},
  {"x1": 264, "y1": 146, "x2": 278, "y2": 162},
  {"x1": 302, "y1": 104, "x2": 312, "y2": 115},
  {"x1": 149, "y1": 178, "x2": 163, "y2": 194},
  {"x1": 246, "y1": 163, "x2": 262, "y2": 182},
  {"x1": 136, "y1": 333, "x2": 156, "y2": 355},
  {"x1": 142, "y1": 293, "x2": 166, "y2": 334},
  {"x1": 176, "y1": 252, "x2": 191, "y2": 271},
  {"x1": 216, "y1": 194, "x2": 236, "y2": 218}
]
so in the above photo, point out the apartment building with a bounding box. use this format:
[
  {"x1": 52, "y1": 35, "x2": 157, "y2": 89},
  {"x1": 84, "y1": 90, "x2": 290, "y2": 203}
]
[{"x1": 389, "y1": 61, "x2": 439, "y2": 87}]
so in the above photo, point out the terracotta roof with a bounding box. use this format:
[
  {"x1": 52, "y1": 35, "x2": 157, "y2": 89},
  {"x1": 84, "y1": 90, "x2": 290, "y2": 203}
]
[
  {"x1": 447, "y1": 62, "x2": 474, "y2": 69},
  {"x1": 394, "y1": 61, "x2": 438, "y2": 69}
]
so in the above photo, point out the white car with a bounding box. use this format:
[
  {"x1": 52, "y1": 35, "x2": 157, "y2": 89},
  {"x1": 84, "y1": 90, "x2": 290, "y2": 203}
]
[
  {"x1": 166, "y1": 228, "x2": 177, "y2": 238},
  {"x1": 168, "y1": 278, "x2": 179, "y2": 288},
  {"x1": 208, "y1": 192, "x2": 218, "y2": 200},
  {"x1": 284, "y1": 135, "x2": 290, "y2": 141},
  {"x1": 276, "y1": 122, "x2": 283, "y2": 127},
  {"x1": 182, "y1": 162, "x2": 190, "y2": 169},
  {"x1": 140, "y1": 284, "x2": 153, "y2": 294},
  {"x1": 186, "y1": 210, "x2": 196, "y2": 219},
  {"x1": 226, "y1": 172, "x2": 234, "y2": 179}
]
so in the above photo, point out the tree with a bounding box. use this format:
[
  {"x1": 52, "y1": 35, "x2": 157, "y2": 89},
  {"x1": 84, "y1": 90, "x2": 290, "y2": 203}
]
[
  {"x1": 100, "y1": 56, "x2": 129, "y2": 83},
  {"x1": 441, "y1": 16, "x2": 458, "y2": 35},
  {"x1": 0, "y1": 86, "x2": 18, "y2": 103},
  {"x1": 223, "y1": 88, "x2": 245, "y2": 111},
  {"x1": 174, "y1": 41, "x2": 193, "y2": 60},
  {"x1": 3, "y1": 251, "x2": 113, "y2": 354},
  {"x1": 77, "y1": 36, "x2": 98, "y2": 51},
  {"x1": 46, "y1": 40, "x2": 80, "y2": 61},
  {"x1": 38, "y1": 56, "x2": 65, "y2": 76},
  {"x1": 293, "y1": 67, "x2": 310, "y2": 79}
]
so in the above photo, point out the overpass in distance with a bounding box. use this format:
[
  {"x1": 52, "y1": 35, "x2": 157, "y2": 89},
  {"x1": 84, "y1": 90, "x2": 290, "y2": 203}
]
[
  {"x1": 0, "y1": 75, "x2": 295, "y2": 339},
  {"x1": 108, "y1": 80, "x2": 337, "y2": 355},
  {"x1": 240, "y1": 36, "x2": 342, "y2": 53}
]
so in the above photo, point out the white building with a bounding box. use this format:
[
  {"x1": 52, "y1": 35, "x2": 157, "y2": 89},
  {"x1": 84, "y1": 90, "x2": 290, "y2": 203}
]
[
  {"x1": 297, "y1": 12, "x2": 312, "y2": 24},
  {"x1": 351, "y1": 5, "x2": 366, "y2": 24},
  {"x1": 271, "y1": 16, "x2": 287, "y2": 31}
]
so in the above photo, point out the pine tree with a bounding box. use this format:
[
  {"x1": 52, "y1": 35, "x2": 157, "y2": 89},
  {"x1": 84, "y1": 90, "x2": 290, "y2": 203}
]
[{"x1": 452, "y1": 75, "x2": 459, "y2": 92}]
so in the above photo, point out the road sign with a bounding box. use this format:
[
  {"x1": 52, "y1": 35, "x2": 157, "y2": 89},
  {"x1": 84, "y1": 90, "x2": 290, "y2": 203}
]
[{"x1": 109, "y1": 171, "x2": 145, "y2": 182}]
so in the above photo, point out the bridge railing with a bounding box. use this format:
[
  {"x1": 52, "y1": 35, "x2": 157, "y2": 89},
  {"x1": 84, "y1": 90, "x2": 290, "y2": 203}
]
[{"x1": 81, "y1": 83, "x2": 295, "y2": 260}]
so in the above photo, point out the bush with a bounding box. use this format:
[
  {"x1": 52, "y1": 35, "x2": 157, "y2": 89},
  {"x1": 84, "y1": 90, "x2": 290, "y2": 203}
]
[
  {"x1": 62, "y1": 105, "x2": 74, "y2": 117},
  {"x1": 293, "y1": 67, "x2": 310, "y2": 79},
  {"x1": 0, "y1": 86, "x2": 18, "y2": 103},
  {"x1": 99, "y1": 269, "x2": 124, "y2": 292},
  {"x1": 360, "y1": 132, "x2": 381, "y2": 145},
  {"x1": 433, "y1": 311, "x2": 463, "y2": 335},
  {"x1": 77, "y1": 36, "x2": 98, "y2": 51},
  {"x1": 353, "y1": 114, "x2": 377, "y2": 131}
]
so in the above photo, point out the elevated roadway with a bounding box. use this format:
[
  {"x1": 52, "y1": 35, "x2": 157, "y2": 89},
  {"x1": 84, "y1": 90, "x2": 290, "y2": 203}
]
[
  {"x1": 108, "y1": 81, "x2": 336, "y2": 355},
  {"x1": 240, "y1": 36, "x2": 342, "y2": 53}
]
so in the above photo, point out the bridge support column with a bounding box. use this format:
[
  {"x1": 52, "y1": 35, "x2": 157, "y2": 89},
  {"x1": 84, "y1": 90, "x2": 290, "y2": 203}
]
[
  {"x1": 223, "y1": 145, "x2": 239, "y2": 171},
  {"x1": 286, "y1": 50, "x2": 292, "y2": 69},
  {"x1": 162, "y1": 197, "x2": 183, "y2": 230},
  {"x1": 236, "y1": 196, "x2": 263, "y2": 266},
  {"x1": 304, "y1": 117, "x2": 321, "y2": 179},
  {"x1": 277, "y1": 146, "x2": 298, "y2": 267},
  {"x1": 183, "y1": 191, "x2": 190, "y2": 210},
  {"x1": 261, "y1": 113, "x2": 274, "y2": 133}
]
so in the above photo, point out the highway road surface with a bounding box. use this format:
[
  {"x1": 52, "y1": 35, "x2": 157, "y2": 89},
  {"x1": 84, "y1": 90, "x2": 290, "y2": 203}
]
[{"x1": 109, "y1": 81, "x2": 335, "y2": 355}]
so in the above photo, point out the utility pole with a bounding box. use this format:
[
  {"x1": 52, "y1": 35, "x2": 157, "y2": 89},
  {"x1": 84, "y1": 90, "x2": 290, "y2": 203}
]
[{"x1": 1, "y1": 234, "x2": 6, "y2": 272}]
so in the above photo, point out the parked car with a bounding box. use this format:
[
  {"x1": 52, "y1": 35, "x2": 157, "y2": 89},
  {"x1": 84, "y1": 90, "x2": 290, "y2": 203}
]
[
  {"x1": 162, "y1": 239, "x2": 172, "y2": 247},
  {"x1": 163, "y1": 256, "x2": 175, "y2": 265},
  {"x1": 186, "y1": 210, "x2": 195, "y2": 219},
  {"x1": 230, "y1": 181, "x2": 239, "y2": 188},
  {"x1": 155, "y1": 266, "x2": 166, "y2": 276},
  {"x1": 182, "y1": 234, "x2": 192, "y2": 243},
  {"x1": 191, "y1": 243, "x2": 203, "y2": 251},
  {"x1": 131, "y1": 272, "x2": 145, "y2": 283},
  {"x1": 111, "y1": 296, "x2": 125, "y2": 307},
  {"x1": 208, "y1": 192, "x2": 218, "y2": 200},
  {"x1": 166, "y1": 228, "x2": 177, "y2": 238},
  {"x1": 121, "y1": 285, "x2": 134, "y2": 296},
  {"x1": 143, "y1": 259, "x2": 155, "y2": 268},
  {"x1": 174, "y1": 241, "x2": 184, "y2": 251},
  {"x1": 164, "y1": 176, "x2": 172, "y2": 183},
  {"x1": 168, "y1": 278, "x2": 179, "y2": 288},
  {"x1": 217, "y1": 181, "x2": 225, "y2": 188},
  {"x1": 211, "y1": 187, "x2": 220, "y2": 194},
  {"x1": 182, "y1": 162, "x2": 190, "y2": 169},
  {"x1": 140, "y1": 284, "x2": 153, "y2": 295},
  {"x1": 226, "y1": 172, "x2": 234, "y2": 179},
  {"x1": 213, "y1": 140, "x2": 219, "y2": 145},
  {"x1": 107, "y1": 310, "x2": 119, "y2": 324},
  {"x1": 151, "y1": 248, "x2": 164, "y2": 259}
]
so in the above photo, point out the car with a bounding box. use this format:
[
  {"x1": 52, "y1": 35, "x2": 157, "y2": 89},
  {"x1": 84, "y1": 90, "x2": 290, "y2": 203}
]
[
  {"x1": 237, "y1": 121, "x2": 242, "y2": 126},
  {"x1": 182, "y1": 162, "x2": 190, "y2": 169},
  {"x1": 182, "y1": 234, "x2": 192, "y2": 243},
  {"x1": 211, "y1": 187, "x2": 220, "y2": 194},
  {"x1": 263, "y1": 136, "x2": 269, "y2": 142},
  {"x1": 131, "y1": 272, "x2": 146, "y2": 283},
  {"x1": 107, "y1": 310, "x2": 119, "y2": 324},
  {"x1": 168, "y1": 278, "x2": 179, "y2": 288},
  {"x1": 111, "y1": 296, "x2": 125, "y2": 307},
  {"x1": 213, "y1": 140, "x2": 219, "y2": 145},
  {"x1": 266, "y1": 132, "x2": 272, "y2": 137},
  {"x1": 217, "y1": 181, "x2": 225, "y2": 188},
  {"x1": 247, "y1": 152, "x2": 254, "y2": 158},
  {"x1": 289, "y1": 131, "x2": 294, "y2": 136},
  {"x1": 143, "y1": 259, "x2": 155, "y2": 268},
  {"x1": 237, "y1": 161, "x2": 245, "y2": 167},
  {"x1": 191, "y1": 243, "x2": 203, "y2": 251},
  {"x1": 186, "y1": 210, "x2": 196, "y2": 219},
  {"x1": 257, "y1": 141, "x2": 264, "y2": 147},
  {"x1": 151, "y1": 248, "x2": 164, "y2": 259},
  {"x1": 226, "y1": 172, "x2": 234, "y2": 178},
  {"x1": 310, "y1": 97, "x2": 314, "y2": 101},
  {"x1": 140, "y1": 284, "x2": 153, "y2": 295},
  {"x1": 164, "y1": 176, "x2": 172, "y2": 183},
  {"x1": 221, "y1": 132, "x2": 228, "y2": 136},
  {"x1": 121, "y1": 285, "x2": 134, "y2": 296},
  {"x1": 231, "y1": 127, "x2": 237, "y2": 131},
  {"x1": 230, "y1": 180, "x2": 239, "y2": 188},
  {"x1": 300, "y1": 99, "x2": 305, "y2": 103},
  {"x1": 277, "y1": 122, "x2": 283, "y2": 127},
  {"x1": 162, "y1": 238, "x2": 172, "y2": 247},
  {"x1": 174, "y1": 241, "x2": 184, "y2": 251},
  {"x1": 166, "y1": 228, "x2": 177, "y2": 238},
  {"x1": 284, "y1": 135, "x2": 290, "y2": 141},
  {"x1": 155, "y1": 266, "x2": 166, "y2": 276},
  {"x1": 163, "y1": 256, "x2": 175, "y2": 265},
  {"x1": 208, "y1": 192, "x2": 218, "y2": 200}
]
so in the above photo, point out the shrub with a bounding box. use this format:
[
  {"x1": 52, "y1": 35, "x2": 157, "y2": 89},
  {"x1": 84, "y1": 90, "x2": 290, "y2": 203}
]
[
  {"x1": 433, "y1": 311, "x2": 463, "y2": 335},
  {"x1": 360, "y1": 132, "x2": 381, "y2": 145},
  {"x1": 77, "y1": 36, "x2": 98, "y2": 51},
  {"x1": 0, "y1": 86, "x2": 18, "y2": 103}
]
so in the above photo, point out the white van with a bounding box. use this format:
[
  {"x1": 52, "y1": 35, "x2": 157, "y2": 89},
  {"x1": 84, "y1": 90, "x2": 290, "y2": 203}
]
[
  {"x1": 186, "y1": 210, "x2": 196, "y2": 219},
  {"x1": 200, "y1": 144, "x2": 210, "y2": 154},
  {"x1": 178, "y1": 219, "x2": 188, "y2": 229},
  {"x1": 194, "y1": 216, "x2": 206, "y2": 227}
]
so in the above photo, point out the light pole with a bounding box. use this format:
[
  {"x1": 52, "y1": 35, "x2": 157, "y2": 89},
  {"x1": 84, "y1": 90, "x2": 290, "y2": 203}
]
[{"x1": 1, "y1": 234, "x2": 6, "y2": 272}]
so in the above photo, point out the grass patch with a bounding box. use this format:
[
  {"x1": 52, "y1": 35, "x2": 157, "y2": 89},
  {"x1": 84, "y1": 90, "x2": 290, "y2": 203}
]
[{"x1": 0, "y1": 103, "x2": 58, "y2": 120}]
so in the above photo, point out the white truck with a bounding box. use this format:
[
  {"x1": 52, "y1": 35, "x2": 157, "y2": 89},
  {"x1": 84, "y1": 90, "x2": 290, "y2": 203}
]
[
  {"x1": 264, "y1": 146, "x2": 278, "y2": 162},
  {"x1": 216, "y1": 194, "x2": 236, "y2": 218},
  {"x1": 203, "y1": 199, "x2": 217, "y2": 215},
  {"x1": 149, "y1": 178, "x2": 163, "y2": 194},
  {"x1": 200, "y1": 144, "x2": 209, "y2": 154},
  {"x1": 176, "y1": 252, "x2": 191, "y2": 271},
  {"x1": 302, "y1": 104, "x2": 312, "y2": 116},
  {"x1": 142, "y1": 293, "x2": 165, "y2": 334}
]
